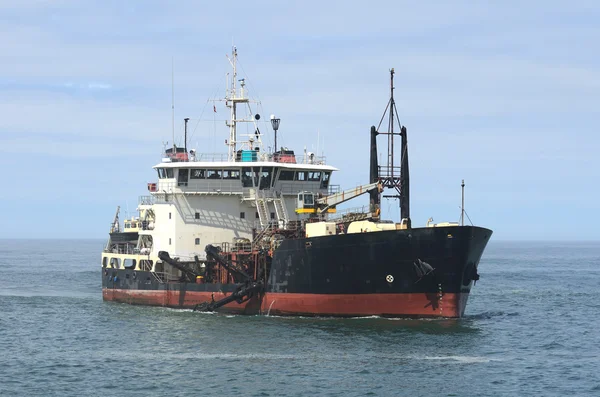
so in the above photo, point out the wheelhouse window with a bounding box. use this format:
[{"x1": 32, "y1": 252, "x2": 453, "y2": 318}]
[
  {"x1": 166, "y1": 168, "x2": 174, "y2": 179},
  {"x1": 295, "y1": 171, "x2": 307, "y2": 181},
  {"x1": 223, "y1": 169, "x2": 240, "y2": 180},
  {"x1": 242, "y1": 167, "x2": 258, "y2": 188},
  {"x1": 206, "y1": 170, "x2": 222, "y2": 179},
  {"x1": 259, "y1": 167, "x2": 273, "y2": 190},
  {"x1": 157, "y1": 168, "x2": 167, "y2": 179},
  {"x1": 278, "y1": 170, "x2": 294, "y2": 181},
  {"x1": 178, "y1": 169, "x2": 189, "y2": 186},
  {"x1": 190, "y1": 169, "x2": 205, "y2": 179},
  {"x1": 321, "y1": 171, "x2": 331, "y2": 188},
  {"x1": 308, "y1": 171, "x2": 322, "y2": 181}
]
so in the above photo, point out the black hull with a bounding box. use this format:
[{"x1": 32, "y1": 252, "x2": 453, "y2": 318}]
[
  {"x1": 102, "y1": 226, "x2": 491, "y2": 317},
  {"x1": 270, "y1": 225, "x2": 491, "y2": 295}
]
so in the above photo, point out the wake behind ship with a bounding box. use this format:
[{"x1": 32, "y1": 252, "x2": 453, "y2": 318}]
[{"x1": 102, "y1": 48, "x2": 492, "y2": 318}]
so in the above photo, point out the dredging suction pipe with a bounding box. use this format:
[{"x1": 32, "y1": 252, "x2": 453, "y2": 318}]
[
  {"x1": 158, "y1": 251, "x2": 199, "y2": 280},
  {"x1": 192, "y1": 245, "x2": 265, "y2": 312}
]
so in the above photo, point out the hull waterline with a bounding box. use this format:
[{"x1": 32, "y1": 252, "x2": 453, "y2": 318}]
[
  {"x1": 103, "y1": 288, "x2": 469, "y2": 318},
  {"x1": 102, "y1": 225, "x2": 491, "y2": 318}
]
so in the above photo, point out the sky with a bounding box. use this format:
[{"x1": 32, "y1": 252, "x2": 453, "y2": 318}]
[{"x1": 0, "y1": 0, "x2": 598, "y2": 240}]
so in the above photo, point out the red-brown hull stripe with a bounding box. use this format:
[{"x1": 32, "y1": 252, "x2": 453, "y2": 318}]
[{"x1": 103, "y1": 289, "x2": 469, "y2": 318}]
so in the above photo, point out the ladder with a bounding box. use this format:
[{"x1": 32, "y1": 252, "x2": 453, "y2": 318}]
[
  {"x1": 273, "y1": 192, "x2": 289, "y2": 229},
  {"x1": 255, "y1": 191, "x2": 270, "y2": 229},
  {"x1": 252, "y1": 225, "x2": 271, "y2": 246}
]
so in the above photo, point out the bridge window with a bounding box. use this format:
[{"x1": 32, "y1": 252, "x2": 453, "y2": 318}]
[
  {"x1": 166, "y1": 168, "x2": 174, "y2": 178},
  {"x1": 308, "y1": 171, "x2": 321, "y2": 181},
  {"x1": 157, "y1": 168, "x2": 166, "y2": 179},
  {"x1": 206, "y1": 170, "x2": 222, "y2": 179},
  {"x1": 295, "y1": 171, "x2": 306, "y2": 181},
  {"x1": 102, "y1": 257, "x2": 107, "y2": 268},
  {"x1": 190, "y1": 169, "x2": 205, "y2": 179},
  {"x1": 259, "y1": 167, "x2": 273, "y2": 190},
  {"x1": 223, "y1": 169, "x2": 240, "y2": 180},
  {"x1": 321, "y1": 172, "x2": 331, "y2": 188},
  {"x1": 195, "y1": 238, "x2": 200, "y2": 245},
  {"x1": 278, "y1": 170, "x2": 294, "y2": 181},
  {"x1": 178, "y1": 169, "x2": 189, "y2": 186},
  {"x1": 242, "y1": 168, "x2": 257, "y2": 188}
]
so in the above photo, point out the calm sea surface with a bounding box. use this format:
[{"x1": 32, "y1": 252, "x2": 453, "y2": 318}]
[{"x1": 0, "y1": 239, "x2": 598, "y2": 396}]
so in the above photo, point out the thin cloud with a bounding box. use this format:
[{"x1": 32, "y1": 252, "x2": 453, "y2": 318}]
[{"x1": 87, "y1": 82, "x2": 112, "y2": 90}]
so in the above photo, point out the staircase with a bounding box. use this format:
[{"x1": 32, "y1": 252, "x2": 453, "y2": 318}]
[
  {"x1": 273, "y1": 192, "x2": 289, "y2": 229},
  {"x1": 252, "y1": 225, "x2": 272, "y2": 247},
  {"x1": 255, "y1": 191, "x2": 270, "y2": 229}
]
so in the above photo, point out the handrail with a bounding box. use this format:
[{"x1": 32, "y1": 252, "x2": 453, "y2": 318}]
[
  {"x1": 192, "y1": 153, "x2": 229, "y2": 162},
  {"x1": 151, "y1": 271, "x2": 168, "y2": 284},
  {"x1": 171, "y1": 152, "x2": 328, "y2": 164},
  {"x1": 280, "y1": 182, "x2": 329, "y2": 195},
  {"x1": 156, "y1": 181, "x2": 245, "y2": 195},
  {"x1": 327, "y1": 205, "x2": 371, "y2": 222}
]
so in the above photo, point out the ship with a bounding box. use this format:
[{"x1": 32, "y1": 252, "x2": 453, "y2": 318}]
[{"x1": 101, "y1": 48, "x2": 492, "y2": 318}]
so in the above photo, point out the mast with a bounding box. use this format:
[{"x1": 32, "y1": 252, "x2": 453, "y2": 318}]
[
  {"x1": 171, "y1": 57, "x2": 175, "y2": 150},
  {"x1": 226, "y1": 47, "x2": 239, "y2": 161},
  {"x1": 225, "y1": 47, "x2": 254, "y2": 162},
  {"x1": 230, "y1": 47, "x2": 237, "y2": 160},
  {"x1": 374, "y1": 68, "x2": 411, "y2": 227},
  {"x1": 400, "y1": 125, "x2": 410, "y2": 224},
  {"x1": 389, "y1": 68, "x2": 394, "y2": 182},
  {"x1": 369, "y1": 126, "x2": 380, "y2": 215},
  {"x1": 461, "y1": 179, "x2": 465, "y2": 226},
  {"x1": 184, "y1": 117, "x2": 189, "y2": 155}
]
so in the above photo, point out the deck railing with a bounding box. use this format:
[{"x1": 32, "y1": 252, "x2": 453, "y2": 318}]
[{"x1": 168, "y1": 152, "x2": 327, "y2": 165}]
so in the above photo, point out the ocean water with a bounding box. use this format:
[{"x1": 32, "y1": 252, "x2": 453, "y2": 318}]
[{"x1": 0, "y1": 239, "x2": 598, "y2": 396}]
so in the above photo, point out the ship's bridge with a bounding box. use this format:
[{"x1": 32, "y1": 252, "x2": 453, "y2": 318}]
[{"x1": 146, "y1": 152, "x2": 338, "y2": 201}]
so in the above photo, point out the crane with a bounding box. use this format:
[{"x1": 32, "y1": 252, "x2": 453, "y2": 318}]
[{"x1": 295, "y1": 181, "x2": 383, "y2": 215}]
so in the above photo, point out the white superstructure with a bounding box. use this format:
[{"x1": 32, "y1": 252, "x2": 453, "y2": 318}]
[{"x1": 102, "y1": 48, "x2": 339, "y2": 277}]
